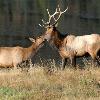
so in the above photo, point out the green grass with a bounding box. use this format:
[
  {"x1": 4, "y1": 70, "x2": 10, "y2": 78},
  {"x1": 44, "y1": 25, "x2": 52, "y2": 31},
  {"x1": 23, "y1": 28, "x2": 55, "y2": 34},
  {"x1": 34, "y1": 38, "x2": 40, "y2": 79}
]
[{"x1": 0, "y1": 61, "x2": 99, "y2": 100}]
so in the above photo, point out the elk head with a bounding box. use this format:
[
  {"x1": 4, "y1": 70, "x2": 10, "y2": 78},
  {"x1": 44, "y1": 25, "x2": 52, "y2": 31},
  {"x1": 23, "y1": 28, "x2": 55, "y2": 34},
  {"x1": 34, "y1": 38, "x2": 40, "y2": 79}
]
[
  {"x1": 39, "y1": 5, "x2": 68, "y2": 42},
  {"x1": 29, "y1": 35, "x2": 46, "y2": 48}
]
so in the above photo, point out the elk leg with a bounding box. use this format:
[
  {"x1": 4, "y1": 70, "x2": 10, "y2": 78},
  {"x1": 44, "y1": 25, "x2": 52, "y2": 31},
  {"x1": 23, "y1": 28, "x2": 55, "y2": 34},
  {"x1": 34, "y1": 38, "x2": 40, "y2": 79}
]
[
  {"x1": 13, "y1": 64, "x2": 17, "y2": 70},
  {"x1": 88, "y1": 50, "x2": 100, "y2": 67},
  {"x1": 70, "y1": 57, "x2": 76, "y2": 69},
  {"x1": 92, "y1": 58, "x2": 97, "y2": 67},
  {"x1": 90, "y1": 54, "x2": 97, "y2": 67},
  {"x1": 62, "y1": 58, "x2": 67, "y2": 70},
  {"x1": 96, "y1": 56, "x2": 100, "y2": 66}
]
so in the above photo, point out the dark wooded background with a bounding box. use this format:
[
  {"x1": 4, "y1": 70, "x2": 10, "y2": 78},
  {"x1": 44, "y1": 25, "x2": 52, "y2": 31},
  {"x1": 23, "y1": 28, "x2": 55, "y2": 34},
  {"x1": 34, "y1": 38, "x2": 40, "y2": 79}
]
[{"x1": 0, "y1": 0, "x2": 100, "y2": 64}]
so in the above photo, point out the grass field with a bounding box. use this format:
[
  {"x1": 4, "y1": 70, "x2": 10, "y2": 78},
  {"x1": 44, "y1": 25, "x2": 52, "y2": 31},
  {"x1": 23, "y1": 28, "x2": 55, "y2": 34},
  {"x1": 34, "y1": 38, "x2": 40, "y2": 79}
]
[{"x1": 0, "y1": 60, "x2": 99, "y2": 100}]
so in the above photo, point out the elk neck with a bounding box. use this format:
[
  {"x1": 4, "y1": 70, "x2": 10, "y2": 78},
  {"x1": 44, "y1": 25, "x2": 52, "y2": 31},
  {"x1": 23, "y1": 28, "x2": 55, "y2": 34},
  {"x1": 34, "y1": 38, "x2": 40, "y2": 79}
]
[
  {"x1": 24, "y1": 42, "x2": 42, "y2": 60},
  {"x1": 53, "y1": 29, "x2": 67, "y2": 49},
  {"x1": 28, "y1": 42, "x2": 38, "y2": 52}
]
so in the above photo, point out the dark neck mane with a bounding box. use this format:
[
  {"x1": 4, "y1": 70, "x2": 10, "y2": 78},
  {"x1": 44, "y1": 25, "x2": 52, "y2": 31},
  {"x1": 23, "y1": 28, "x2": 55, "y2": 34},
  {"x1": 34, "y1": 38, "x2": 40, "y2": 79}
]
[
  {"x1": 56, "y1": 30, "x2": 67, "y2": 40},
  {"x1": 53, "y1": 29, "x2": 67, "y2": 49}
]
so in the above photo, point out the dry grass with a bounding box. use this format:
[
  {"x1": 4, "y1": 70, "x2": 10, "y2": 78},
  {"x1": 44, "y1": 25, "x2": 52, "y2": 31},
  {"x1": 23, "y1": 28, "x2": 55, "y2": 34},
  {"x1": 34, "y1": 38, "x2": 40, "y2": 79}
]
[{"x1": 0, "y1": 60, "x2": 99, "y2": 100}]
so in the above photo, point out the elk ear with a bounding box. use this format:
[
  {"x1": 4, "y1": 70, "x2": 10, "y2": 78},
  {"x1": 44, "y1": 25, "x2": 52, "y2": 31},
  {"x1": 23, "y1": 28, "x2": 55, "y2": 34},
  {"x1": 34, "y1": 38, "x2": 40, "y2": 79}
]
[{"x1": 29, "y1": 38, "x2": 36, "y2": 43}]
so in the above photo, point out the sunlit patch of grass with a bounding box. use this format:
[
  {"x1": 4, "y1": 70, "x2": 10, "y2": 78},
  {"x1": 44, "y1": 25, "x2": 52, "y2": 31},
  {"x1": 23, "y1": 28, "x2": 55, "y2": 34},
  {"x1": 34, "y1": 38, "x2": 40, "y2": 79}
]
[{"x1": 0, "y1": 59, "x2": 99, "y2": 100}]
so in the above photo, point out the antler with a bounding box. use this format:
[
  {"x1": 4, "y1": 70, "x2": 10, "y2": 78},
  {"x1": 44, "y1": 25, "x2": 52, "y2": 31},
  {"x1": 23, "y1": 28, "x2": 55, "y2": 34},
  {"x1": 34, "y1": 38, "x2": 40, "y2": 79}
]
[
  {"x1": 39, "y1": 5, "x2": 68, "y2": 27},
  {"x1": 39, "y1": 19, "x2": 47, "y2": 27},
  {"x1": 52, "y1": 5, "x2": 68, "y2": 25}
]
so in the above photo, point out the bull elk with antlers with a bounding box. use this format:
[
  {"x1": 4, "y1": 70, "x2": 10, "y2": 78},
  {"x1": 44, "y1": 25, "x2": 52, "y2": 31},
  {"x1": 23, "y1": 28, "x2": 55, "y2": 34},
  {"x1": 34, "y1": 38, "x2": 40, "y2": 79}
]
[
  {"x1": 39, "y1": 5, "x2": 100, "y2": 69},
  {"x1": 0, "y1": 36, "x2": 45, "y2": 68}
]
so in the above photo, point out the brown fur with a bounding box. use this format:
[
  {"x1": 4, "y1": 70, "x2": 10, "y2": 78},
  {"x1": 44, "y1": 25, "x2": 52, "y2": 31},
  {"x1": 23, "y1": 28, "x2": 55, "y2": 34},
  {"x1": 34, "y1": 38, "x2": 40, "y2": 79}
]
[
  {"x1": 40, "y1": 6, "x2": 100, "y2": 68},
  {"x1": 43, "y1": 26, "x2": 100, "y2": 68},
  {"x1": 0, "y1": 36, "x2": 45, "y2": 68}
]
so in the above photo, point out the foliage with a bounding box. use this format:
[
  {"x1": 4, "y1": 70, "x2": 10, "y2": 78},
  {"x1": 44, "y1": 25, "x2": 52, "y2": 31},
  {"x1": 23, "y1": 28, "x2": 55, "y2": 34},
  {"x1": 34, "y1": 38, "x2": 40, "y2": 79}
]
[{"x1": 0, "y1": 61, "x2": 99, "y2": 100}]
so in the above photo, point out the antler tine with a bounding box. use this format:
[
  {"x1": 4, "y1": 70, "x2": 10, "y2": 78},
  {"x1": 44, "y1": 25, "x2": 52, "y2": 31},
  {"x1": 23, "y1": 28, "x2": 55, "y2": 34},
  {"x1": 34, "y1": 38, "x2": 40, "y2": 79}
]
[
  {"x1": 39, "y1": 24, "x2": 44, "y2": 27},
  {"x1": 46, "y1": 9, "x2": 52, "y2": 24},
  {"x1": 61, "y1": 6, "x2": 68, "y2": 14},
  {"x1": 57, "y1": 4, "x2": 68, "y2": 15},
  {"x1": 39, "y1": 24, "x2": 43, "y2": 27},
  {"x1": 57, "y1": 5, "x2": 61, "y2": 12},
  {"x1": 51, "y1": 6, "x2": 60, "y2": 22},
  {"x1": 52, "y1": 6, "x2": 68, "y2": 26},
  {"x1": 39, "y1": 5, "x2": 68, "y2": 27},
  {"x1": 46, "y1": 7, "x2": 60, "y2": 25},
  {"x1": 46, "y1": 9, "x2": 51, "y2": 18},
  {"x1": 39, "y1": 18, "x2": 49, "y2": 27},
  {"x1": 55, "y1": 7, "x2": 58, "y2": 12},
  {"x1": 42, "y1": 19, "x2": 48, "y2": 25}
]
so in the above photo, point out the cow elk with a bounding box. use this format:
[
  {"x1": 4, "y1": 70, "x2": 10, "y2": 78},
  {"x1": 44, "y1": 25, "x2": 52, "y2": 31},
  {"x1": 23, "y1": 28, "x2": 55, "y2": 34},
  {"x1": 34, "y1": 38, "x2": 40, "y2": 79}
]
[
  {"x1": 0, "y1": 35, "x2": 46, "y2": 68},
  {"x1": 39, "y1": 5, "x2": 100, "y2": 69}
]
